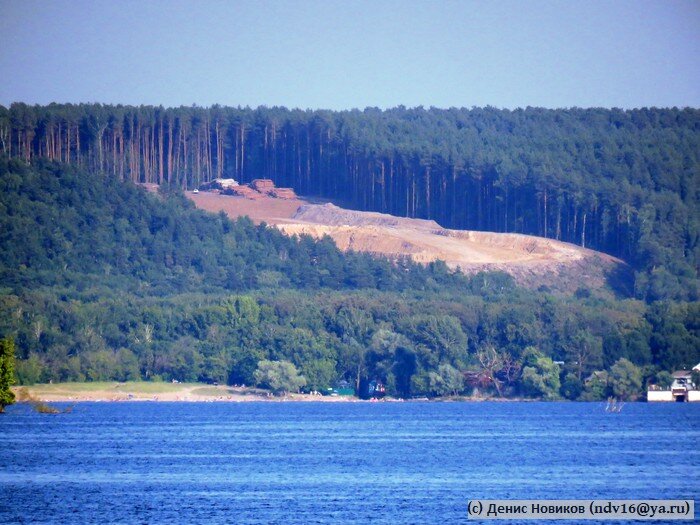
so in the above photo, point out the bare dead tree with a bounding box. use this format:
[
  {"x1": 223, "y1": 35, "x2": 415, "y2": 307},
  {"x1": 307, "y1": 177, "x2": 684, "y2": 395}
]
[{"x1": 475, "y1": 346, "x2": 505, "y2": 397}]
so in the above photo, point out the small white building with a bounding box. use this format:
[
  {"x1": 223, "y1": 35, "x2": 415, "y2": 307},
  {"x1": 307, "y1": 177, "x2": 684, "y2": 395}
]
[{"x1": 648, "y1": 368, "x2": 699, "y2": 402}]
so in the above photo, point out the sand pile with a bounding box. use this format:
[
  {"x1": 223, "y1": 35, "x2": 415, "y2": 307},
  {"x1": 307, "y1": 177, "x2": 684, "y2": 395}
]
[{"x1": 293, "y1": 203, "x2": 440, "y2": 230}]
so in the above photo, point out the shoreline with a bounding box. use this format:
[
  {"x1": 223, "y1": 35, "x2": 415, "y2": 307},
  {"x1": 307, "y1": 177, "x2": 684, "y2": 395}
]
[
  {"x1": 13, "y1": 383, "x2": 357, "y2": 403},
  {"x1": 12, "y1": 382, "x2": 540, "y2": 403}
]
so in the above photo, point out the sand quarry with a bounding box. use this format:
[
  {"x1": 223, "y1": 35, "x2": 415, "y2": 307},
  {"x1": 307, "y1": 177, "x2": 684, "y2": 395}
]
[{"x1": 188, "y1": 190, "x2": 627, "y2": 291}]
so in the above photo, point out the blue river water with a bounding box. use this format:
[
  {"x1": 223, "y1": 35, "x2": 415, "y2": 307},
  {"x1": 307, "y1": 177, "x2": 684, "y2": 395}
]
[{"x1": 1, "y1": 401, "x2": 698, "y2": 524}]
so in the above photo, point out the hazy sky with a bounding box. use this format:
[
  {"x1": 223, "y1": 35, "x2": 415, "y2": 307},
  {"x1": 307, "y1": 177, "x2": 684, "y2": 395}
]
[{"x1": 0, "y1": 0, "x2": 698, "y2": 110}]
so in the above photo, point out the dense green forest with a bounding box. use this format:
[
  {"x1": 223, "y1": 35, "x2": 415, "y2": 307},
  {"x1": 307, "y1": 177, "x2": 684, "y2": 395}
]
[
  {"x1": 1, "y1": 103, "x2": 698, "y2": 301},
  {"x1": 1, "y1": 158, "x2": 698, "y2": 399}
]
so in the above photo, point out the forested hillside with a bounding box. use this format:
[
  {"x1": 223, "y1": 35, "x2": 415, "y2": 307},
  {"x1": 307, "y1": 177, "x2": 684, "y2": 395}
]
[
  {"x1": 0, "y1": 159, "x2": 431, "y2": 294},
  {"x1": 1, "y1": 159, "x2": 698, "y2": 399},
  {"x1": 1, "y1": 104, "x2": 698, "y2": 301}
]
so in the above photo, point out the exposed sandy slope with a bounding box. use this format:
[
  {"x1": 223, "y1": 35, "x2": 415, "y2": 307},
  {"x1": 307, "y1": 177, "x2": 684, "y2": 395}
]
[
  {"x1": 190, "y1": 191, "x2": 307, "y2": 225},
  {"x1": 187, "y1": 191, "x2": 628, "y2": 291}
]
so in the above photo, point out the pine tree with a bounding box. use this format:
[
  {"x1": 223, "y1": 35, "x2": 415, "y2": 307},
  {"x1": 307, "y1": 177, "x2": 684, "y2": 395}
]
[{"x1": 0, "y1": 337, "x2": 16, "y2": 412}]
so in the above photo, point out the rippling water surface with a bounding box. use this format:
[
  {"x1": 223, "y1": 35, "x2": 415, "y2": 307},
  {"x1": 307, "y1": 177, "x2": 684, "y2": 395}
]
[{"x1": 2, "y1": 401, "x2": 699, "y2": 524}]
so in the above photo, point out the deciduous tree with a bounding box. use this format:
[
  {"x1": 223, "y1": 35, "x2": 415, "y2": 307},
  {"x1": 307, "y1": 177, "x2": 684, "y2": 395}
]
[
  {"x1": 0, "y1": 337, "x2": 16, "y2": 412},
  {"x1": 254, "y1": 360, "x2": 306, "y2": 395},
  {"x1": 609, "y1": 358, "x2": 642, "y2": 400}
]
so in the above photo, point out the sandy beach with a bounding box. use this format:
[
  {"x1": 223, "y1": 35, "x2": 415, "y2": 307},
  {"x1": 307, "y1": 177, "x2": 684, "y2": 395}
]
[
  {"x1": 12, "y1": 382, "x2": 361, "y2": 403},
  {"x1": 12, "y1": 383, "x2": 531, "y2": 404}
]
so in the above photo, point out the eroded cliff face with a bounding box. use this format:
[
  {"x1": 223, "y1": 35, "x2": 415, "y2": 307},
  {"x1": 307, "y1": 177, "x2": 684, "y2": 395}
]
[{"x1": 189, "y1": 193, "x2": 631, "y2": 292}]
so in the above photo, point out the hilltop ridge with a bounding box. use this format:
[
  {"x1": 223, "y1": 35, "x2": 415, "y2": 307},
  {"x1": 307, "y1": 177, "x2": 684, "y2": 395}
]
[{"x1": 2, "y1": 103, "x2": 697, "y2": 301}]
